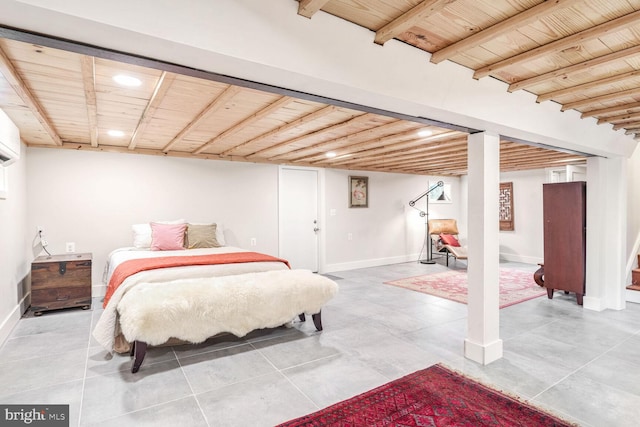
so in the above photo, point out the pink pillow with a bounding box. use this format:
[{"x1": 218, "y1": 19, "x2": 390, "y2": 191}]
[
  {"x1": 439, "y1": 233, "x2": 461, "y2": 247},
  {"x1": 150, "y1": 222, "x2": 187, "y2": 250}
]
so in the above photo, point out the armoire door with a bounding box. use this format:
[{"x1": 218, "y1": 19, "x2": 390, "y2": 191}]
[{"x1": 542, "y1": 181, "x2": 587, "y2": 304}]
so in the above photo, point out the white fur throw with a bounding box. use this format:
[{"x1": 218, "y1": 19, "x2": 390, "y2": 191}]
[{"x1": 117, "y1": 269, "x2": 338, "y2": 346}]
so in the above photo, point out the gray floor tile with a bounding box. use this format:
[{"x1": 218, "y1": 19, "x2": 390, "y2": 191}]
[
  {"x1": 282, "y1": 354, "x2": 390, "y2": 408},
  {"x1": 2, "y1": 261, "x2": 640, "y2": 426},
  {"x1": 504, "y1": 330, "x2": 603, "y2": 371},
  {"x1": 534, "y1": 371, "x2": 640, "y2": 427},
  {"x1": 576, "y1": 352, "x2": 640, "y2": 397},
  {"x1": 0, "y1": 349, "x2": 87, "y2": 398},
  {"x1": 80, "y1": 360, "x2": 192, "y2": 425},
  {"x1": 179, "y1": 343, "x2": 277, "y2": 394},
  {"x1": 12, "y1": 309, "x2": 92, "y2": 337},
  {"x1": 607, "y1": 333, "x2": 640, "y2": 365},
  {"x1": 400, "y1": 318, "x2": 467, "y2": 360},
  {"x1": 0, "y1": 379, "x2": 83, "y2": 427},
  {"x1": 82, "y1": 396, "x2": 207, "y2": 427},
  {"x1": 252, "y1": 333, "x2": 340, "y2": 370},
  {"x1": 0, "y1": 329, "x2": 90, "y2": 362},
  {"x1": 197, "y1": 372, "x2": 317, "y2": 427}
]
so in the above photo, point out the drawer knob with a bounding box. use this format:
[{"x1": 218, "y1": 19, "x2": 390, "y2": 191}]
[{"x1": 58, "y1": 262, "x2": 66, "y2": 275}]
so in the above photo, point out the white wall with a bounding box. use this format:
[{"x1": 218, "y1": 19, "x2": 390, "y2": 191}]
[
  {"x1": 26, "y1": 148, "x2": 459, "y2": 290},
  {"x1": 498, "y1": 169, "x2": 546, "y2": 264},
  {"x1": 26, "y1": 148, "x2": 281, "y2": 293},
  {"x1": 0, "y1": 143, "x2": 29, "y2": 345},
  {"x1": 323, "y1": 169, "x2": 461, "y2": 271},
  {"x1": 462, "y1": 168, "x2": 546, "y2": 264}
]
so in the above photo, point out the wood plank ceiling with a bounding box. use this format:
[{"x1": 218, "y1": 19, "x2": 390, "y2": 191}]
[
  {"x1": 0, "y1": 0, "x2": 610, "y2": 177},
  {"x1": 298, "y1": 0, "x2": 640, "y2": 137}
]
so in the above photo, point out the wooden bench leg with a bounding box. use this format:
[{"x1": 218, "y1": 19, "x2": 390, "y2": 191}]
[
  {"x1": 312, "y1": 312, "x2": 322, "y2": 331},
  {"x1": 131, "y1": 340, "x2": 148, "y2": 374}
]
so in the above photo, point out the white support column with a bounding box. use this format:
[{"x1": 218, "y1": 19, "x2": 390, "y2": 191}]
[
  {"x1": 585, "y1": 156, "x2": 627, "y2": 311},
  {"x1": 465, "y1": 132, "x2": 503, "y2": 365}
]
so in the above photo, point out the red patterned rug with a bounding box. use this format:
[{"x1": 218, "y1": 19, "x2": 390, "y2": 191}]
[
  {"x1": 384, "y1": 268, "x2": 545, "y2": 308},
  {"x1": 278, "y1": 364, "x2": 574, "y2": 427}
]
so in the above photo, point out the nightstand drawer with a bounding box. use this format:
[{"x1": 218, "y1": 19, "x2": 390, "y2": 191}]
[
  {"x1": 31, "y1": 286, "x2": 91, "y2": 310},
  {"x1": 31, "y1": 260, "x2": 91, "y2": 290}
]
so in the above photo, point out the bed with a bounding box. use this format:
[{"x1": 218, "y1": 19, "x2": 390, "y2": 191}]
[{"x1": 92, "y1": 221, "x2": 338, "y2": 372}]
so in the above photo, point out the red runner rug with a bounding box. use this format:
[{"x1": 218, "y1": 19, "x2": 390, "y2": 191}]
[
  {"x1": 384, "y1": 268, "x2": 545, "y2": 308},
  {"x1": 278, "y1": 363, "x2": 574, "y2": 427}
]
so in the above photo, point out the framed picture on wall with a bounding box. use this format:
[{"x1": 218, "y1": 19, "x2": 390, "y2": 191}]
[
  {"x1": 428, "y1": 181, "x2": 452, "y2": 203},
  {"x1": 499, "y1": 182, "x2": 514, "y2": 231},
  {"x1": 349, "y1": 176, "x2": 368, "y2": 208}
]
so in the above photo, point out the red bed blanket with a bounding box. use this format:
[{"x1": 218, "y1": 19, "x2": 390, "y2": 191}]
[{"x1": 103, "y1": 252, "x2": 290, "y2": 308}]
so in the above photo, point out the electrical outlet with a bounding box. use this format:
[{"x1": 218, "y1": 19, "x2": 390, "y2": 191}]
[
  {"x1": 66, "y1": 242, "x2": 75, "y2": 253},
  {"x1": 250, "y1": 238, "x2": 257, "y2": 247},
  {"x1": 347, "y1": 233, "x2": 353, "y2": 241}
]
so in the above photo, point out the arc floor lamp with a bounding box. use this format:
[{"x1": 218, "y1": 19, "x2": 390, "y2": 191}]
[{"x1": 409, "y1": 181, "x2": 444, "y2": 264}]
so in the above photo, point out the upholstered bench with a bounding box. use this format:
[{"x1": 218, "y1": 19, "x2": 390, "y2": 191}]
[{"x1": 115, "y1": 269, "x2": 339, "y2": 373}]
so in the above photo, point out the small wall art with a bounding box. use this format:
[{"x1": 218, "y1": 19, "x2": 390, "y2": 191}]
[
  {"x1": 349, "y1": 176, "x2": 368, "y2": 208},
  {"x1": 499, "y1": 182, "x2": 514, "y2": 231}
]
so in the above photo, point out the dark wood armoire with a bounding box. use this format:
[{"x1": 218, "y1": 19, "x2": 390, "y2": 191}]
[{"x1": 540, "y1": 181, "x2": 587, "y2": 305}]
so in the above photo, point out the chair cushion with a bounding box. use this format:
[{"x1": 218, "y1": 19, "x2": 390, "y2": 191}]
[
  {"x1": 439, "y1": 233, "x2": 461, "y2": 247},
  {"x1": 428, "y1": 219, "x2": 459, "y2": 235}
]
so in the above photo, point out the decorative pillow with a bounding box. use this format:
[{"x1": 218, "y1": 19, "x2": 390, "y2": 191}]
[
  {"x1": 439, "y1": 233, "x2": 461, "y2": 247},
  {"x1": 132, "y1": 223, "x2": 152, "y2": 248},
  {"x1": 186, "y1": 223, "x2": 221, "y2": 249},
  {"x1": 190, "y1": 222, "x2": 226, "y2": 246},
  {"x1": 150, "y1": 222, "x2": 187, "y2": 250},
  {"x1": 215, "y1": 223, "x2": 226, "y2": 246},
  {"x1": 132, "y1": 219, "x2": 186, "y2": 248}
]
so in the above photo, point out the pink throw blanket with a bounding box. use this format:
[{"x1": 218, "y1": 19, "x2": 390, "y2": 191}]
[{"x1": 103, "y1": 252, "x2": 290, "y2": 307}]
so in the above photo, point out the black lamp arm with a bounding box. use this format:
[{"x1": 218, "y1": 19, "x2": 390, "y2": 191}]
[{"x1": 409, "y1": 181, "x2": 444, "y2": 206}]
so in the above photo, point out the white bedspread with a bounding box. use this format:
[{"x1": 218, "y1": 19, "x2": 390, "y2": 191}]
[{"x1": 93, "y1": 246, "x2": 289, "y2": 352}]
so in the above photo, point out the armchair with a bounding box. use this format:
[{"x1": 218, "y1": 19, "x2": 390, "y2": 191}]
[{"x1": 427, "y1": 219, "x2": 468, "y2": 266}]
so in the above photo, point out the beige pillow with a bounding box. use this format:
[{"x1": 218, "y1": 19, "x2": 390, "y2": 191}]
[{"x1": 186, "y1": 223, "x2": 220, "y2": 249}]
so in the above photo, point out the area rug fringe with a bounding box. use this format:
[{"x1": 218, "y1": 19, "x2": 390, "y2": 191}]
[
  {"x1": 277, "y1": 363, "x2": 578, "y2": 427},
  {"x1": 437, "y1": 363, "x2": 579, "y2": 426}
]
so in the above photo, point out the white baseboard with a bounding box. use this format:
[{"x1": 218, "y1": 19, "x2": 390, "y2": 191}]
[
  {"x1": 322, "y1": 252, "x2": 542, "y2": 273},
  {"x1": 499, "y1": 253, "x2": 543, "y2": 265},
  {"x1": 625, "y1": 289, "x2": 640, "y2": 304},
  {"x1": 322, "y1": 253, "x2": 419, "y2": 274},
  {"x1": 0, "y1": 296, "x2": 28, "y2": 347},
  {"x1": 93, "y1": 284, "x2": 106, "y2": 298},
  {"x1": 583, "y1": 296, "x2": 606, "y2": 311}
]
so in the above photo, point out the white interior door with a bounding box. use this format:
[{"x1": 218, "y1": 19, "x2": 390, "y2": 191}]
[{"x1": 279, "y1": 167, "x2": 319, "y2": 271}]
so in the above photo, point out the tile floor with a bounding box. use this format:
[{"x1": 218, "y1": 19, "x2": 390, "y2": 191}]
[{"x1": 1, "y1": 260, "x2": 640, "y2": 426}]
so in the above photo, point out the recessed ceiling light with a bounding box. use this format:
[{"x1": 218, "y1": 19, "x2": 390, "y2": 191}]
[
  {"x1": 418, "y1": 129, "x2": 433, "y2": 137},
  {"x1": 326, "y1": 151, "x2": 337, "y2": 158},
  {"x1": 107, "y1": 130, "x2": 125, "y2": 137},
  {"x1": 113, "y1": 74, "x2": 142, "y2": 87}
]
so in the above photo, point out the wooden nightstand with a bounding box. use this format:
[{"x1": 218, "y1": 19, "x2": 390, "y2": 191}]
[{"x1": 30, "y1": 253, "x2": 92, "y2": 316}]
